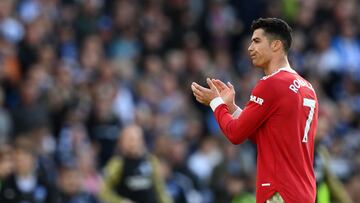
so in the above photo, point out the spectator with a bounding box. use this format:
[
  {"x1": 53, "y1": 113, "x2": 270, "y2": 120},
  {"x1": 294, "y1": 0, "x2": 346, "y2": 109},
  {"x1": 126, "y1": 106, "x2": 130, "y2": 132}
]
[
  {"x1": 100, "y1": 124, "x2": 172, "y2": 203},
  {"x1": 0, "y1": 137, "x2": 58, "y2": 203},
  {"x1": 57, "y1": 164, "x2": 100, "y2": 203},
  {"x1": 159, "y1": 158, "x2": 188, "y2": 203},
  {"x1": 187, "y1": 137, "x2": 222, "y2": 186},
  {"x1": 77, "y1": 147, "x2": 103, "y2": 196},
  {"x1": 11, "y1": 78, "x2": 50, "y2": 136},
  {"x1": 210, "y1": 141, "x2": 256, "y2": 203}
]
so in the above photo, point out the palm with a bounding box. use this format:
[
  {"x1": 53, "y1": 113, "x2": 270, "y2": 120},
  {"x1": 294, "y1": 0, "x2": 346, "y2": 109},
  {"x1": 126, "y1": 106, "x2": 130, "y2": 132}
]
[
  {"x1": 213, "y1": 79, "x2": 235, "y2": 106},
  {"x1": 219, "y1": 87, "x2": 234, "y2": 104},
  {"x1": 191, "y1": 78, "x2": 220, "y2": 106}
]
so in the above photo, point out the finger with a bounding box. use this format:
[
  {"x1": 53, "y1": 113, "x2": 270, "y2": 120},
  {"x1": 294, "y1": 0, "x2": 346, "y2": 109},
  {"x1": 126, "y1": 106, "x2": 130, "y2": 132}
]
[
  {"x1": 191, "y1": 85, "x2": 203, "y2": 97},
  {"x1": 192, "y1": 90, "x2": 203, "y2": 99},
  {"x1": 192, "y1": 91, "x2": 206, "y2": 104},
  {"x1": 192, "y1": 84, "x2": 208, "y2": 99},
  {"x1": 212, "y1": 79, "x2": 225, "y2": 91},
  {"x1": 227, "y1": 82, "x2": 234, "y2": 91},
  {"x1": 192, "y1": 82, "x2": 211, "y2": 93},
  {"x1": 206, "y1": 78, "x2": 217, "y2": 91},
  {"x1": 214, "y1": 79, "x2": 228, "y2": 91},
  {"x1": 191, "y1": 84, "x2": 197, "y2": 93},
  {"x1": 191, "y1": 83, "x2": 203, "y2": 92}
]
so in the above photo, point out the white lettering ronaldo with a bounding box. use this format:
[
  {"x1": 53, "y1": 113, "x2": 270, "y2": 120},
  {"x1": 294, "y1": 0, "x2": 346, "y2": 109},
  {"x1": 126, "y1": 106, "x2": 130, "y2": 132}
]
[{"x1": 289, "y1": 78, "x2": 314, "y2": 93}]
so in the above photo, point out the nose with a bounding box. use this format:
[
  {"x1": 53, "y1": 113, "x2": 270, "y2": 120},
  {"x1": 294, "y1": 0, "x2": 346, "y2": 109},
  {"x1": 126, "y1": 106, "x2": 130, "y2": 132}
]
[{"x1": 248, "y1": 43, "x2": 253, "y2": 52}]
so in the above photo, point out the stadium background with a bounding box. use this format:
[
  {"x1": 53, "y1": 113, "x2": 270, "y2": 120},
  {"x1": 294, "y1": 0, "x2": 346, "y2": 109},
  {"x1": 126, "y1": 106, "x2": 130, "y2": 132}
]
[{"x1": 0, "y1": 0, "x2": 359, "y2": 202}]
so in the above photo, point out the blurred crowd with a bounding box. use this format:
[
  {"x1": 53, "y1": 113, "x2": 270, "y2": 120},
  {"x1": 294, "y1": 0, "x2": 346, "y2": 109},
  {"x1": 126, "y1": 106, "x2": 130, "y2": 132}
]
[{"x1": 0, "y1": 0, "x2": 359, "y2": 202}]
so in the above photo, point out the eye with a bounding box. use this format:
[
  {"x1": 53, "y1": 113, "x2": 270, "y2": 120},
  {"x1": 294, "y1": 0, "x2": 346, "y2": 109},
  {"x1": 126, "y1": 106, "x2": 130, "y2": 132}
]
[{"x1": 252, "y1": 39, "x2": 260, "y2": 43}]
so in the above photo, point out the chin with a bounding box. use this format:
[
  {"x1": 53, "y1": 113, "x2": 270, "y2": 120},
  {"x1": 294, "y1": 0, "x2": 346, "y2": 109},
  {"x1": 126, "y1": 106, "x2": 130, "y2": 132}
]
[
  {"x1": 251, "y1": 62, "x2": 262, "y2": 68},
  {"x1": 251, "y1": 61, "x2": 265, "y2": 69}
]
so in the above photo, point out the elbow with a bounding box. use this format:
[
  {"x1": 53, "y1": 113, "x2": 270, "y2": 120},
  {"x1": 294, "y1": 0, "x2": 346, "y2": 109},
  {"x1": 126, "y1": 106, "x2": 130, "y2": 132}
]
[
  {"x1": 229, "y1": 139, "x2": 241, "y2": 145},
  {"x1": 226, "y1": 134, "x2": 242, "y2": 145}
]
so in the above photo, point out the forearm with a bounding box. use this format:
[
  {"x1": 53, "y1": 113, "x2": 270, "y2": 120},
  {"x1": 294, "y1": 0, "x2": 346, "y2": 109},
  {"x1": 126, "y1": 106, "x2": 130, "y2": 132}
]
[
  {"x1": 210, "y1": 98, "x2": 249, "y2": 145},
  {"x1": 215, "y1": 105, "x2": 248, "y2": 144}
]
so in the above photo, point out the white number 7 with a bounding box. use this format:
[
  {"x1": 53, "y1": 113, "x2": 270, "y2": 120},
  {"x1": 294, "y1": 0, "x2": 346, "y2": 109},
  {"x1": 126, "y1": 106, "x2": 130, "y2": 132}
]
[{"x1": 302, "y1": 98, "x2": 316, "y2": 143}]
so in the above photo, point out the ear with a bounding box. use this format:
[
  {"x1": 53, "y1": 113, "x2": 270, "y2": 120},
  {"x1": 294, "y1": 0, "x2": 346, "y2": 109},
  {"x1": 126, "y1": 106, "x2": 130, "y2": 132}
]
[{"x1": 271, "y1": 40, "x2": 282, "y2": 52}]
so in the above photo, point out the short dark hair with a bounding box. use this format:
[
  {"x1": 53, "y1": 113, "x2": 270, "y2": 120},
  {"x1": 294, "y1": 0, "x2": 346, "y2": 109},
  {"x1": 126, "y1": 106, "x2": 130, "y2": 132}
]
[{"x1": 251, "y1": 18, "x2": 292, "y2": 52}]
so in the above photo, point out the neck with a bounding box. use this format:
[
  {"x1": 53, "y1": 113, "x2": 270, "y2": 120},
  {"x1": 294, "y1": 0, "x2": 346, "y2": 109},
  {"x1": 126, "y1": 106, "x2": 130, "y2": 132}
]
[{"x1": 264, "y1": 55, "x2": 290, "y2": 75}]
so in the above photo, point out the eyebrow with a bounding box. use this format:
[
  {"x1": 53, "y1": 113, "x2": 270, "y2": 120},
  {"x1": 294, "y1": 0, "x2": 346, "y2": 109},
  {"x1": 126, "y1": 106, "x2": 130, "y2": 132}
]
[{"x1": 251, "y1": 37, "x2": 260, "y2": 42}]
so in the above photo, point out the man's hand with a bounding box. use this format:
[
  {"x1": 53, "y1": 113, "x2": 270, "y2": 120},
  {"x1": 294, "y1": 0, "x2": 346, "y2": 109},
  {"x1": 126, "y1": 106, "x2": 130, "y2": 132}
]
[
  {"x1": 191, "y1": 78, "x2": 220, "y2": 106},
  {"x1": 212, "y1": 79, "x2": 239, "y2": 114}
]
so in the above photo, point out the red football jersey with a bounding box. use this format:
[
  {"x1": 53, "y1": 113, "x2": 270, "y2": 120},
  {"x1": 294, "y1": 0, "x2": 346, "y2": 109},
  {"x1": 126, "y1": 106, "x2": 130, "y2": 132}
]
[{"x1": 212, "y1": 68, "x2": 318, "y2": 203}]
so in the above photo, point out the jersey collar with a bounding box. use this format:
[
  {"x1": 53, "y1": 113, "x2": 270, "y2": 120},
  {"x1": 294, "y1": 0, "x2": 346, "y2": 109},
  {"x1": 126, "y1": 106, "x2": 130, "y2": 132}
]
[{"x1": 261, "y1": 67, "x2": 297, "y2": 80}]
